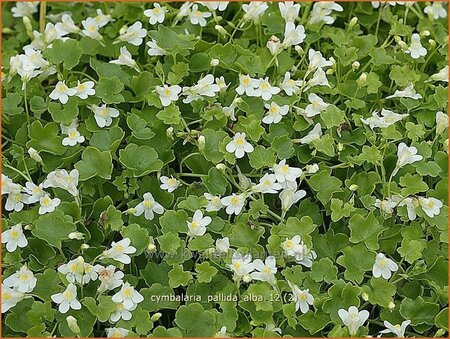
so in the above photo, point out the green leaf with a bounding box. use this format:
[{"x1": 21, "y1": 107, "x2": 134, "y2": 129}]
[
  {"x1": 310, "y1": 257, "x2": 338, "y2": 283},
  {"x1": 195, "y1": 262, "x2": 218, "y2": 283},
  {"x1": 83, "y1": 296, "x2": 116, "y2": 322},
  {"x1": 397, "y1": 239, "x2": 424, "y2": 264},
  {"x1": 156, "y1": 105, "x2": 182, "y2": 125},
  {"x1": 127, "y1": 114, "x2": 155, "y2": 139},
  {"x1": 248, "y1": 145, "x2": 277, "y2": 169},
  {"x1": 320, "y1": 105, "x2": 345, "y2": 128},
  {"x1": 3, "y1": 93, "x2": 23, "y2": 115},
  {"x1": 119, "y1": 144, "x2": 163, "y2": 177},
  {"x1": 96, "y1": 76, "x2": 124, "y2": 104},
  {"x1": 157, "y1": 232, "x2": 181, "y2": 253},
  {"x1": 75, "y1": 146, "x2": 113, "y2": 181},
  {"x1": 121, "y1": 223, "x2": 150, "y2": 255},
  {"x1": 27, "y1": 120, "x2": 66, "y2": 155},
  {"x1": 48, "y1": 99, "x2": 79, "y2": 125},
  {"x1": 348, "y1": 212, "x2": 384, "y2": 250},
  {"x1": 399, "y1": 173, "x2": 428, "y2": 196},
  {"x1": 140, "y1": 284, "x2": 180, "y2": 312},
  {"x1": 336, "y1": 243, "x2": 375, "y2": 283},
  {"x1": 330, "y1": 198, "x2": 355, "y2": 222},
  {"x1": 43, "y1": 39, "x2": 83, "y2": 69},
  {"x1": 400, "y1": 297, "x2": 440, "y2": 325},
  {"x1": 100, "y1": 205, "x2": 124, "y2": 231},
  {"x1": 361, "y1": 278, "x2": 396, "y2": 307},
  {"x1": 175, "y1": 303, "x2": 216, "y2": 337},
  {"x1": 202, "y1": 167, "x2": 228, "y2": 195},
  {"x1": 203, "y1": 129, "x2": 228, "y2": 164},
  {"x1": 89, "y1": 126, "x2": 124, "y2": 152},
  {"x1": 32, "y1": 211, "x2": 76, "y2": 248},
  {"x1": 168, "y1": 264, "x2": 193, "y2": 288},
  {"x1": 308, "y1": 171, "x2": 342, "y2": 205}
]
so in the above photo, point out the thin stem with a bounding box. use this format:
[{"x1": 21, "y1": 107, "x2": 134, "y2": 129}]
[{"x1": 39, "y1": 2, "x2": 47, "y2": 33}]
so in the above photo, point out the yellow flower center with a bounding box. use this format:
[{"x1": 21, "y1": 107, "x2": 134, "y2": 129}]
[
  {"x1": 78, "y1": 84, "x2": 86, "y2": 91},
  {"x1": 234, "y1": 262, "x2": 241, "y2": 269},
  {"x1": 263, "y1": 266, "x2": 272, "y2": 274},
  {"x1": 230, "y1": 196, "x2": 239, "y2": 205},
  {"x1": 242, "y1": 78, "x2": 250, "y2": 86},
  {"x1": 280, "y1": 164, "x2": 289, "y2": 173},
  {"x1": 123, "y1": 288, "x2": 133, "y2": 297},
  {"x1": 394, "y1": 324, "x2": 402, "y2": 331},
  {"x1": 260, "y1": 83, "x2": 270, "y2": 90},
  {"x1": 88, "y1": 25, "x2": 97, "y2": 32},
  {"x1": 235, "y1": 138, "x2": 245, "y2": 146},
  {"x1": 57, "y1": 83, "x2": 67, "y2": 93},
  {"x1": 191, "y1": 221, "x2": 200, "y2": 229},
  {"x1": 427, "y1": 201, "x2": 435, "y2": 209},
  {"x1": 63, "y1": 290, "x2": 74, "y2": 300},
  {"x1": 164, "y1": 89, "x2": 171, "y2": 96},
  {"x1": 212, "y1": 197, "x2": 220, "y2": 204},
  {"x1": 285, "y1": 240, "x2": 293, "y2": 249},
  {"x1": 116, "y1": 245, "x2": 124, "y2": 252},
  {"x1": 379, "y1": 258, "x2": 387, "y2": 268},
  {"x1": 68, "y1": 130, "x2": 78, "y2": 139},
  {"x1": 10, "y1": 230, "x2": 19, "y2": 239},
  {"x1": 143, "y1": 200, "x2": 154, "y2": 209},
  {"x1": 41, "y1": 196, "x2": 51, "y2": 207},
  {"x1": 153, "y1": 8, "x2": 160, "y2": 14},
  {"x1": 167, "y1": 178, "x2": 177, "y2": 186},
  {"x1": 19, "y1": 273, "x2": 29, "y2": 282},
  {"x1": 100, "y1": 108, "x2": 109, "y2": 117},
  {"x1": 2, "y1": 292, "x2": 10, "y2": 301},
  {"x1": 299, "y1": 293, "x2": 307, "y2": 301}
]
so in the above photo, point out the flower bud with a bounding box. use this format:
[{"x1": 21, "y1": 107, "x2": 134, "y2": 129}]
[
  {"x1": 420, "y1": 30, "x2": 430, "y2": 37},
  {"x1": 361, "y1": 292, "x2": 369, "y2": 301},
  {"x1": 119, "y1": 25, "x2": 128, "y2": 35},
  {"x1": 210, "y1": 58, "x2": 219, "y2": 67},
  {"x1": 295, "y1": 45, "x2": 304, "y2": 55},
  {"x1": 198, "y1": 135, "x2": 206, "y2": 152},
  {"x1": 357, "y1": 72, "x2": 367, "y2": 87},
  {"x1": 68, "y1": 232, "x2": 85, "y2": 240},
  {"x1": 66, "y1": 316, "x2": 80, "y2": 335},
  {"x1": 216, "y1": 163, "x2": 227, "y2": 171},
  {"x1": 349, "y1": 17, "x2": 358, "y2": 28},
  {"x1": 147, "y1": 243, "x2": 156, "y2": 253},
  {"x1": 305, "y1": 163, "x2": 319, "y2": 174},
  {"x1": 215, "y1": 25, "x2": 228, "y2": 37},
  {"x1": 22, "y1": 17, "x2": 33, "y2": 38},
  {"x1": 435, "y1": 329, "x2": 446, "y2": 337},
  {"x1": 24, "y1": 225, "x2": 32, "y2": 230},
  {"x1": 326, "y1": 69, "x2": 334, "y2": 75},
  {"x1": 151, "y1": 312, "x2": 162, "y2": 322},
  {"x1": 126, "y1": 207, "x2": 137, "y2": 215},
  {"x1": 349, "y1": 184, "x2": 359, "y2": 191},
  {"x1": 398, "y1": 41, "x2": 408, "y2": 50},
  {"x1": 28, "y1": 147, "x2": 42, "y2": 163},
  {"x1": 388, "y1": 301, "x2": 395, "y2": 310},
  {"x1": 429, "y1": 39, "x2": 436, "y2": 48},
  {"x1": 337, "y1": 143, "x2": 343, "y2": 152},
  {"x1": 352, "y1": 61, "x2": 360, "y2": 70},
  {"x1": 329, "y1": 56, "x2": 337, "y2": 68},
  {"x1": 266, "y1": 35, "x2": 281, "y2": 56},
  {"x1": 444, "y1": 139, "x2": 449, "y2": 153},
  {"x1": 394, "y1": 35, "x2": 402, "y2": 44},
  {"x1": 242, "y1": 274, "x2": 252, "y2": 283},
  {"x1": 80, "y1": 244, "x2": 90, "y2": 250},
  {"x1": 166, "y1": 126, "x2": 174, "y2": 140}
]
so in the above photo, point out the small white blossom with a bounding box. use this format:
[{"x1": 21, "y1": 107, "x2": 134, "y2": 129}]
[
  {"x1": 51, "y1": 283, "x2": 82, "y2": 314},
  {"x1": 424, "y1": 2, "x2": 447, "y2": 19},
  {"x1": 263, "y1": 102, "x2": 289, "y2": 124},
  {"x1": 12, "y1": 2, "x2": 39, "y2": 18},
  {"x1": 280, "y1": 189, "x2": 306, "y2": 212},
  {"x1": 374, "y1": 198, "x2": 397, "y2": 214},
  {"x1": 221, "y1": 193, "x2": 246, "y2": 215},
  {"x1": 110, "y1": 301, "x2": 134, "y2": 323},
  {"x1": 395, "y1": 196, "x2": 419, "y2": 221},
  {"x1": 230, "y1": 252, "x2": 254, "y2": 279},
  {"x1": 288, "y1": 281, "x2": 314, "y2": 313},
  {"x1": 106, "y1": 327, "x2": 129, "y2": 338},
  {"x1": 117, "y1": 21, "x2": 147, "y2": 46},
  {"x1": 55, "y1": 14, "x2": 80, "y2": 35},
  {"x1": 361, "y1": 109, "x2": 409, "y2": 129},
  {"x1": 204, "y1": 193, "x2": 224, "y2": 212},
  {"x1": 406, "y1": 33, "x2": 427, "y2": 59},
  {"x1": 386, "y1": 83, "x2": 422, "y2": 100},
  {"x1": 307, "y1": 48, "x2": 333, "y2": 71},
  {"x1": 4, "y1": 265, "x2": 37, "y2": 293},
  {"x1": 23, "y1": 182, "x2": 45, "y2": 203},
  {"x1": 281, "y1": 235, "x2": 302, "y2": 256},
  {"x1": 419, "y1": 197, "x2": 443, "y2": 218},
  {"x1": 75, "y1": 80, "x2": 95, "y2": 99},
  {"x1": 280, "y1": 72, "x2": 302, "y2": 96},
  {"x1": 62, "y1": 127, "x2": 85, "y2": 147},
  {"x1": 134, "y1": 192, "x2": 164, "y2": 220},
  {"x1": 282, "y1": 22, "x2": 306, "y2": 48},
  {"x1": 112, "y1": 282, "x2": 144, "y2": 310},
  {"x1": 252, "y1": 77, "x2": 281, "y2": 101},
  {"x1": 43, "y1": 169, "x2": 79, "y2": 196},
  {"x1": 373, "y1": 253, "x2": 398, "y2": 279},
  {"x1": 299, "y1": 123, "x2": 322, "y2": 144},
  {"x1": 110, "y1": 46, "x2": 139, "y2": 71},
  {"x1": 187, "y1": 210, "x2": 211, "y2": 237},
  {"x1": 392, "y1": 143, "x2": 423, "y2": 176},
  {"x1": 49, "y1": 81, "x2": 77, "y2": 104},
  {"x1": 91, "y1": 104, "x2": 120, "y2": 128},
  {"x1": 1, "y1": 224, "x2": 27, "y2": 252},
  {"x1": 1, "y1": 284, "x2": 24, "y2": 313},
  {"x1": 242, "y1": 2, "x2": 269, "y2": 22},
  {"x1": 5, "y1": 188, "x2": 27, "y2": 212},
  {"x1": 159, "y1": 176, "x2": 180, "y2": 193},
  {"x1": 273, "y1": 159, "x2": 302, "y2": 183},
  {"x1": 147, "y1": 39, "x2": 167, "y2": 56},
  {"x1": 102, "y1": 238, "x2": 137, "y2": 264},
  {"x1": 188, "y1": 4, "x2": 212, "y2": 27},
  {"x1": 95, "y1": 265, "x2": 124, "y2": 292},
  {"x1": 254, "y1": 174, "x2": 283, "y2": 194},
  {"x1": 305, "y1": 163, "x2": 319, "y2": 174},
  {"x1": 267, "y1": 35, "x2": 282, "y2": 56},
  {"x1": 58, "y1": 256, "x2": 85, "y2": 284},
  {"x1": 225, "y1": 132, "x2": 254, "y2": 159},
  {"x1": 93, "y1": 9, "x2": 112, "y2": 27},
  {"x1": 279, "y1": 2, "x2": 301, "y2": 22},
  {"x1": 182, "y1": 74, "x2": 220, "y2": 103},
  {"x1": 1, "y1": 174, "x2": 15, "y2": 195},
  {"x1": 81, "y1": 17, "x2": 103, "y2": 41},
  {"x1": 199, "y1": 2, "x2": 229, "y2": 11},
  {"x1": 293, "y1": 241, "x2": 317, "y2": 267},
  {"x1": 429, "y1": 65, "x2": 448, "y2": 82},
  {"x1": 305, "y1": 93, "x2": 329, "y2": 118},
  {"x1": 379, "y1": 320, "x2": 411, "y2": 337},
  {"x1": 236, "y1": 74, "x2": 259, "y2": 96},
  {"x1": 144, "y1": 3, "x2": 167, "y2": 25},
  {"x1": 251, "y1": 256, "x2": 277, "y2": 284},
  {"x1": 215, "y1": 237, "x2": 230, "y2": 253},
  {"x1": 309, "y1": 2, "x2": 343, "y2": 25},
  {"x1": 436, "y1": 111, "x2": 448, "y2": 134},
  {"x1": 338, "y1": 306, "x2": 369, "y2": 336},
  {"x1": 28, "y1": 147, "x2": 43, "y2": 162},
  {"x1": 156, "y1": 84, "x2": 182, "y2": 107},
  {"x1": 38, "y1": 193, "x2": 61, "y2": 214},
  {"x1": 83, "y1": 263, "x2": 98, "y2": 284}
]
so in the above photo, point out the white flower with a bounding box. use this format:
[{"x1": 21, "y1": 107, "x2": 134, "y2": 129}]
[
  {"x1": 188, "y1": 4, "x2": 212, "y2": 27},
  {"x1": 371, "y1": 2, "x2": 405, "y2": 8},
  {"x1": 216, "y1": 76, "x2": 229, "y2": 91},
  {"x1": 392, "y1": 143, "x2": 423, "y2": 176},
  {"x1": 187, "y1": 210, "x2": 211, "y2": 237},
  {"x1": 4, "y1": 265, "x2": 36, "y2": 293},
  {"x1": 81, "y1": 17, "x2": 103, "y2": 41},
  {"x1": 144, "y1": 3, "x2": 167, "y2": 25},
  {"x1": 23, "y1": 182, "x2": 45, "y2": 203},
  {"x1": 156, "y1": 85, "x2": 182, "y2": 107},
  {"x1": 386, "y1": 83, "x2": 422, "y2": 100},
  {"x1": 230, "y1": 252, "x2": 254, "y2": 278},
  {"x1": 250, "y1": 256, "x2": 277, "y2": 284},
  {"x1": 419, "y1": 197, "x2": 443, "y2": 218},
  {"x1": 102, "y1": 238, "x2": 137, "y2": 264},
  {"x1": 12, "y1": 2, "x2": 39, "y2": 18},
  {"x1": 55, "y1": 14, "x2": 80, "y2": 35},
  {"x1": 93, "y1": 9, "x2": 112, "y2": 27},
  {"x1": 75, "y1": 80, "x2": 95, "y2": 99},
  {"x1": 199, "y1": 2, "x2": 229, "y2": 11},
  {"x1": 83, "y1": 263, "x2": 98, "y2": 284},
  {"x1": 106, "y1": 327, "x2": 129, "y2": 338},
  {"x1": 305, "y1": 163, "x2": 319, "y2": 174},
  {"x1": 406, "y1": 33, "x2": 427, "y2": 59},
  {"x1": 62, "y1": 127, "x2": 85, "y2": 146},
  {"x1": 147, "y1": 39, "x2": 167, "y2": 56},
  {"x1": 305, "y1": 93, "x2": 329, "y2": 118},
  {"x1": 293, "y1": 241, "x2": 317, "y2": 267},
  {"x1": 1, "y1": 174, "x2": 15, "y2": 195},
  {"x1": 226, "y1": 132, "x2": 254, "y2": 159},
  {"x1": 112, "y1": 283, "x2": 144, "y2": 310},
  {"x1": 51, "y1": 283, "x2": 82, "y2": 314},
  {"x1": 134, "y1": 192, "x2": 164, "y2": 220},
  {"x1": 95, "y1": 265, "x2": 124, "y2": 292},
  {"x1": 110, "y1": 46, "x2": 139, "y2": 71},
  {"x1": 49, "y1": 81, "x2": 77, "y2": 104},
  {"x1": 279, "y1": 2, "x2": 301, "y2": 22},
  {"x1": 204, "y1": 193, "x2": 224, "y2": 212},
  {"x1": 38, "y1": 193, "x2": 61, "y2": 214},
  {"x1": 236, "y1": 74, "x2": 259, "y2": 96},
  {"x1": 28, "y1": 147, "x2": 43, "y2": 162},
  {"x1": 305, "y1": 67, "x2": 330, "y2": 89},
  {"x1": 254, "y1": 174, "x2": 283, "y2": 194},
  {"x1": 110, "y1": 301, "x2": 135, "y2": 323},
  {"x1": 307, "y1": 49, "x2": 333, "y2": 71},
  {"x1": 1, "y1": 284, "x2": 24, "y2": 313},
  {"x1": 159, "y1": 175, "x2": 180, "y2": 193},
  {"x1": 309, "y1": 2, "x2": 343, "y2": 25},
  {"x1": 280, "y1": 72, "x2": 302, "y2": 96},
  {"x1": 379, "y1": 320, "x2": 411, "y2": 337},
  {"x1": 281, "y1": 235, "x2": 302, "y2": 256},
  {"x1": 43, "y1": 169, "x2": 79, "y2": 196},
  {"x1": 252, "y1": 77, "x2": 281, "y2": 101},
  {"x1": 338, "y1": 306, "x2": 369, "y2": 336},
  {"x1": 373, "y1": 253, "x2": 398, "y2": 279},
  {"x1": 282, "y1": 22, "x2": 306, "y2": 48},
  {"x1": 436, "y1": 111, "x2": 448, "y2": 134},
  {"x1": 117, "y1": 21, "x2": 147, "y2": 46},
  {"x1": 214, "y1": 326, "x2": 228, "y2": 338},
  {"x1": 396, "y1": 196, "x2": 419, "y2": 221},
  {"x1": 288, "y1": 281, "x2": 314, "y2": 314},
  {"x1": 242, "y1": 2, "x2": 269, "y2": 22},
  {"x1": 5, "y1": 188, "x2": 26, "y2": 212},
  {"x1": 429, "y1": 65, "x2": 448, "y2": 82},
  {"x1": 1, "y1": 224, "x2": 27, "y2": 252},
  {"x1": 221, "y1": 193, "x2": 246, "y2": 215},
  {"x1": 280, "y1": 189, "x2": 306, "y2": 212},
  {"x1": 267, "y1": 35, "x2": 282, "y2": 56},
  {"x1": 374, "y1": 198, "x2": 397, "y2": 214},
  {"x1": 273, "y1": 159, "x2": 302, "y2": 183},
  {"x1": 262, "y1": 102, "x2": 289, "y2": 125},
  {"x1": 91, "y1": 104, "x2": 120, "y2": 128},
  {"x1": 216, "y1": 237, "x2": 230, "y2": 253},
  {"x1": 58, "y1": 256, "x2": 85, "y2": 284},
  {"x1": 299, "y1": 123, "x2": 322, "y2": 144},
  {"x1": 361, "y1": 109, "x2": 409, "y2": 129},
  {"x1": 182, "y1": 74, "x2": 220, "y2": 103},
  {"x1": 424, "y1": 2, "x2": 447, "y2": 19}
]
